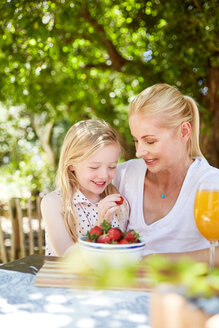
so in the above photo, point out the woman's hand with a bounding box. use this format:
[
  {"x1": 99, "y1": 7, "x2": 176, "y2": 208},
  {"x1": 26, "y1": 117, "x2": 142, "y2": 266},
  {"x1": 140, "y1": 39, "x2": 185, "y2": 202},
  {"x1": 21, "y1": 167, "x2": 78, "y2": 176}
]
[{"x1": 97, "y1": 194, "x2": 123, "y2": 225}]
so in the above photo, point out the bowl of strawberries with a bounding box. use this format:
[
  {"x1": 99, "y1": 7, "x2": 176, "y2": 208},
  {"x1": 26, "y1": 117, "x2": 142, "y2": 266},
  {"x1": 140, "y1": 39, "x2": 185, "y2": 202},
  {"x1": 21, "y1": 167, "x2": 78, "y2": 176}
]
[{"x1": 78, "y1": 220, "x2": 145, "y2": 269}]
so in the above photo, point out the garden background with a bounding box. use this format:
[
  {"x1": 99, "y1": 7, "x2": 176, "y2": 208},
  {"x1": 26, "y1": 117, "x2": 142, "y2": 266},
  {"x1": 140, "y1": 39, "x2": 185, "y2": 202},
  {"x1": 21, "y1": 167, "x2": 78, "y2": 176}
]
[{"x1": 0, "y1": 0, "x2": 218, "y2": 200}]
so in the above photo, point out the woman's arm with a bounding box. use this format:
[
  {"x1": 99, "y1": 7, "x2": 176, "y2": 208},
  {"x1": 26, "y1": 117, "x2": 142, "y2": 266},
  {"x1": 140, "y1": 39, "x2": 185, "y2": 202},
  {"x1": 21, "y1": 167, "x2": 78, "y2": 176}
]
[{"x1": 41, "y1": 192, "x2": 74, "y2": 256}]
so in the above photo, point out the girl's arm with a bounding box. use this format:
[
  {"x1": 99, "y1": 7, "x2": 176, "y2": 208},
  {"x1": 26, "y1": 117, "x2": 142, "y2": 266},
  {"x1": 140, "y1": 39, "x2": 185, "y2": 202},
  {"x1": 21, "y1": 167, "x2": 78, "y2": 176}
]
[{"x1": 41, "y1": 191, "x2": 74, "y2": 256}]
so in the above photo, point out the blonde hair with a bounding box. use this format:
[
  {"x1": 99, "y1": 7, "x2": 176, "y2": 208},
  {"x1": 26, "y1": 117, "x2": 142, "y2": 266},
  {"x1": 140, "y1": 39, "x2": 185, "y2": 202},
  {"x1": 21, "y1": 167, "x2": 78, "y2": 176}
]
[
  {"x1": 129, "y1": 83, "x2": 203, "y2": 158},
  {"x1": 56, "y1": 119, "x2": 125, "y2": 242}
]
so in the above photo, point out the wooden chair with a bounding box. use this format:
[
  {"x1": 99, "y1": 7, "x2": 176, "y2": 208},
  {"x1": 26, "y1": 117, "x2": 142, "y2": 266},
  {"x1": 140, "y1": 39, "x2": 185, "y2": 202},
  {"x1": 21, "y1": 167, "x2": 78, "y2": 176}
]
[
  {"x1": 0, "y1": 196, "x2": 45, "y2": 264},
  {"x1": 0, "y1": 216, "x2": 7, "y2": 263}
]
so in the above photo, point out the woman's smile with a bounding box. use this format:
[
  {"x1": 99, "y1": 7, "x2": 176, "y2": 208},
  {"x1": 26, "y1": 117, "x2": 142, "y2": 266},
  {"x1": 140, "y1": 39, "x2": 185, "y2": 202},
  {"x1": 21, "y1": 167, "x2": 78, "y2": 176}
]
[{"x1": 144, "y1": 158, "x2": 158, "y2": 165}]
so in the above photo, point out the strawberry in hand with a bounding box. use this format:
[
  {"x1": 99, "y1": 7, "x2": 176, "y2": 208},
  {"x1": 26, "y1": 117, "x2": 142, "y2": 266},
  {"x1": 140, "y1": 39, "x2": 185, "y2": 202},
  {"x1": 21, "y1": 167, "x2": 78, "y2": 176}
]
[{"x1": 115, "y1": 196, "x2": 124, "y2": 205}]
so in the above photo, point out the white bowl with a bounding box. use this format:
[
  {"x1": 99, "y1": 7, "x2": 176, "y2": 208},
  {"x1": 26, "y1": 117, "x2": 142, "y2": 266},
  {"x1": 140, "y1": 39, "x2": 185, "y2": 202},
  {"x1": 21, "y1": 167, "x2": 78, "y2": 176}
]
[{"x1": 78, "y1": 236, "x2": 146, "y2": 270}]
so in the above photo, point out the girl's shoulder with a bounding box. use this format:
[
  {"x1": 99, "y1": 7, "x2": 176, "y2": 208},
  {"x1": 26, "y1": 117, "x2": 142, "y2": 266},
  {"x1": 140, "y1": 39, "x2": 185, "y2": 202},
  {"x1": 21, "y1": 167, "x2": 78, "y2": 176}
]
[{"x1": 41, "y1": 190, "x2": 62, "y2": 208}]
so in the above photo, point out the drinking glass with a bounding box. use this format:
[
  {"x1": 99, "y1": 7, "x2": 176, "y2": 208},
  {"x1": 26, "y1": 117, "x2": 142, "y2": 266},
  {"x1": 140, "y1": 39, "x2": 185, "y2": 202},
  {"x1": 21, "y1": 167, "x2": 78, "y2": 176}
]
[{"x1": 194, "y1": 182, "x2": 219, "y2": 270}]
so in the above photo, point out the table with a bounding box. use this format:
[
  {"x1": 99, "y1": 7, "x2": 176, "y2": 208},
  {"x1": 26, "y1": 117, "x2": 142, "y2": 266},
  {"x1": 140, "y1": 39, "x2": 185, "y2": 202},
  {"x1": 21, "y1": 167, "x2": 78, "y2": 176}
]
[
  {"x1": 0, "y1": 255, "x2": 151, "y2": 328},
  {"x1": 0, "y1": 254, "x2": 45, "y2": 273}
]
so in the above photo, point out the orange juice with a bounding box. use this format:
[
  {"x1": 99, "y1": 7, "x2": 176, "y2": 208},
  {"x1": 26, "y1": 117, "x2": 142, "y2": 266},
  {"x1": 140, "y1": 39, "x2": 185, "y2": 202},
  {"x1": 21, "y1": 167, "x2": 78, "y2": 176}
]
[{"x1": 194, "y1": 190, "x2": 219, "y2": 241}]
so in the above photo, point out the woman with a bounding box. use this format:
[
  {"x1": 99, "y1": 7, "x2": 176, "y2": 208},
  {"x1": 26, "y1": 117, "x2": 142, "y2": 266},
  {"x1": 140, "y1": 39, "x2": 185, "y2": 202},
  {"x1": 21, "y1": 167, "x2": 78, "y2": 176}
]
[{"x1": 114, "y1": 83, "x2": 219, "y2": 260}]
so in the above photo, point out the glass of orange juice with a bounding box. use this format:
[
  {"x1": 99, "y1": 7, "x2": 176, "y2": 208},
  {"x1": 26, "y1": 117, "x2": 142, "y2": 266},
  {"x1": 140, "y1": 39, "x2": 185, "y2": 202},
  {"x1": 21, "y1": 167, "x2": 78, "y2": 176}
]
[{"x1": 194, "y1": 182, "x2": 219, "y2": 270}]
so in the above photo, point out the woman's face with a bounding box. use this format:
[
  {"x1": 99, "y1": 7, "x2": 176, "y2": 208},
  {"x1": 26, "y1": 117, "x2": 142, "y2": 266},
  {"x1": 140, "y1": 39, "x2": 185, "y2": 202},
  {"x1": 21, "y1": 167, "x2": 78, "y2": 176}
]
[{"x1": 129, "y1": 113, "x2": 189, "y2": 173}]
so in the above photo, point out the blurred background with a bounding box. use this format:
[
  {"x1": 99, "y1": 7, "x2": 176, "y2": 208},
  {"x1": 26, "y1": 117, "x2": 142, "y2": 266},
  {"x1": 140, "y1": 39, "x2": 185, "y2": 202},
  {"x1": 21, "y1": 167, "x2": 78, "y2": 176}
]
[{"x1": 0, "y1": 0, "x2": 218, "y2": 200}]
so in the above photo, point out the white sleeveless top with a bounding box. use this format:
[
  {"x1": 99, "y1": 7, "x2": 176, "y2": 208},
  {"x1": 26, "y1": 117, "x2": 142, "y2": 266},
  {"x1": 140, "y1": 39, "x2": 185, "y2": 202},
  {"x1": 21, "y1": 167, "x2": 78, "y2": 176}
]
[{"x1": 113, "y1": 157, "x2": 219, "y2": 256}]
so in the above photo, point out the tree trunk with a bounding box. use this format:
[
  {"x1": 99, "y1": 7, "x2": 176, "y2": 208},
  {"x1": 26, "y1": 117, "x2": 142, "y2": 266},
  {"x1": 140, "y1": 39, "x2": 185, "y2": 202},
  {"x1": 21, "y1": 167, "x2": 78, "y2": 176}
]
[
  {"x1": 33, "y1": 115, "x2": 56, "y2": 169},
  {"x1": 208, "y1": 67, "x2": 219, "y2": 168},
  {"x1": 201, "y1": 67, "x2": 219, "y2": 168}
]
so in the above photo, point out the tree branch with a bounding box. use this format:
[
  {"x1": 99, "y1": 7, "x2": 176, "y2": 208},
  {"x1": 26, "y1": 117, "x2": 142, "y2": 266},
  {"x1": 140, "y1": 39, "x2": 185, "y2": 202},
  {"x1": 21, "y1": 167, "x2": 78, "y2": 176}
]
[
  {"x1": 81, "y1": 8, "x2": 128, "y2": 71},
  {"x1": 193, "y1": 1, "x2": 201, "y2": 11},
  {"x1": 82, "y1": 63, "x2": 113, "y2": 70},
  {"x1": 33, "y1": 115, "x2": 56, "y2": 168}
]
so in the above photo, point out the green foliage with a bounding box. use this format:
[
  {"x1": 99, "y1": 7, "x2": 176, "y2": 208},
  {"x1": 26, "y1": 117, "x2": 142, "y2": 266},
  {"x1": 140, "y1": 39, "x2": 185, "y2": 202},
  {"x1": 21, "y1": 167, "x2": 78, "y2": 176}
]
[
  {"x1": 0, "y1": 104, "x2": 55, "y2": 199},
  {"x1": 0, "y1": 0, "x2": 218, "y2": 193},
  {"x1": 0, "y1": 156, "x2": 55, "y2": 200},
  {"x1": 81, "y1": 253, "x2": 219, "y2": 297},
  {"x1": 144, "y1": 255, "x2": 219, "y2": 298},
  {"x1": 64, "y1": 248, "x2": 219, "y2": 298},
  {"x1": 93, "y1": 261, "x2": 139, "y2": 290},
  {"x1": 1, "y1": 0, "x2": 217, "y2": 121}
]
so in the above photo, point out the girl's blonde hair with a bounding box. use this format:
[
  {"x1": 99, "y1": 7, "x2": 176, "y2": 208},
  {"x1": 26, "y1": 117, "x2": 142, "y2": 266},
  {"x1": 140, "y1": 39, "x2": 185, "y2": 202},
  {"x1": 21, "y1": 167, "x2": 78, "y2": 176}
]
[
  {"x1": 56, "y1": 119, "x2": 124, "y2": 242},
  {"x1": 129, "y1": 83, "x2": 203, "y2": 158}
]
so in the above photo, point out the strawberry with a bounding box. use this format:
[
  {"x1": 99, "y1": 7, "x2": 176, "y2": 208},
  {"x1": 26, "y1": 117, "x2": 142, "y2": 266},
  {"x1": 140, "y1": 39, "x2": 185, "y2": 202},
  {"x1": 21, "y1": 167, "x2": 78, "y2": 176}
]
[
  {"x1": 115, "y1": 196, "x2": 124, "y2": 205},
  {"x1": 83, "y1": 220, "x2": 142, "y2": 245},
  {"x1": 119, "y1": 238, "x2": 130, "y2": 244},
  {"x1": 89, "y1": 226, "x2": 103, "y2": 237},
  {"x1": 97, "y1": 234, "x2": 112, "y2": 243},
  {"x1": 108, "y1": 227, "x2": 121, "y2": 241},
  {"x1": 124, "y1": 230, "x2": 140, "y2": 243}
]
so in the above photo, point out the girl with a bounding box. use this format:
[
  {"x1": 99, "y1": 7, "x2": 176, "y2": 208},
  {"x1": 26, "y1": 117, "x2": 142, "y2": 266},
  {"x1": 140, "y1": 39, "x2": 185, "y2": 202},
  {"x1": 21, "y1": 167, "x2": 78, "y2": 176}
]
[{"x1": 41, "y1": 119, "x2": 129, "y2": 256}]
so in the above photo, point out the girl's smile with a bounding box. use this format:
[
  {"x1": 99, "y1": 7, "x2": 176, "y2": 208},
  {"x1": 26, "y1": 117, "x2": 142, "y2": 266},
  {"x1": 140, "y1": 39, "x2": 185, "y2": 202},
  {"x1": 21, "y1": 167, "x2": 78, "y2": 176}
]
[{"x1": 72, "y1": 142, "x2": 121, "y2": 203}]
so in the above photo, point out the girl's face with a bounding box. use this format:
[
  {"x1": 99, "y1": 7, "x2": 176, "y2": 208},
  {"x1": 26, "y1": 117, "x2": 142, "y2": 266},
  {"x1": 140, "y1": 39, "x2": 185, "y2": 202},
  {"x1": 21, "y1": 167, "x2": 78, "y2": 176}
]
[
  {"x1": 72, "y1": 142, "x2": 121, "y2": 203},
  {"x1": 129, "y1": 113, "x2": 189, "y2": 173}
]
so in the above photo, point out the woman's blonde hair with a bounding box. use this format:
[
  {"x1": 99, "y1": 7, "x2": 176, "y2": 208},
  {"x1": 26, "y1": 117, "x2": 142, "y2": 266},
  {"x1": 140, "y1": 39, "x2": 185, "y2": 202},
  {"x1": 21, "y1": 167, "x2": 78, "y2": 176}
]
[
  {"x1": 56, "y1": 119, "x2": 124, "y2": 242},
  {"x1": 129, "y1": 83, "x2": 203, "y2": 158}
]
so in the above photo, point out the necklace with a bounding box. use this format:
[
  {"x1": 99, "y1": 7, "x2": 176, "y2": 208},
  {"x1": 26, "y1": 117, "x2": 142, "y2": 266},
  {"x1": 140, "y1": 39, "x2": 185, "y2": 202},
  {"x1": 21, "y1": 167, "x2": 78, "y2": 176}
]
[
  {"x1": 157, "y1": 186, "x2": 169, "y2": 199},
  {"x1": 158, "y1": 185, "x2": 180, "y2": 199},
  {"x1": 157, "y1": 178, "x2": 184, "y2": 199},
  {"x1": 156, "y1": 160, "x2": 193, "y2": 199}
]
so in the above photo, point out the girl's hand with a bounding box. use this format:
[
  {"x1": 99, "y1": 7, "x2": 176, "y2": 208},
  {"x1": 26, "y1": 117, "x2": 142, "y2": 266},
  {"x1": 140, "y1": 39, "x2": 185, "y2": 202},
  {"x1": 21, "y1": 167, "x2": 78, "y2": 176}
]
[{"x1": 97, "y1": 194, "x2": 123, "y2": 225}]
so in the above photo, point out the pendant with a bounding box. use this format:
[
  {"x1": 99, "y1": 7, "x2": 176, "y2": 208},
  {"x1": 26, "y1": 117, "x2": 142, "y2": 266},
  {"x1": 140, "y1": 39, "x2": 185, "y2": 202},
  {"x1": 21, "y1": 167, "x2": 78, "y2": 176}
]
[{"x1": 161, "y1": 194, "x2": 166, "y2": 198}]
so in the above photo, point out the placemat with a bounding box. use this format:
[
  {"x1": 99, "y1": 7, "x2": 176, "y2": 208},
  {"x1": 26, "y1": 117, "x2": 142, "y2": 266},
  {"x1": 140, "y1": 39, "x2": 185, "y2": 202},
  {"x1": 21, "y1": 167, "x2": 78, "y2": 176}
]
[{"x1": 35, "y1": 256, "x2": 151, "y2": 291}]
